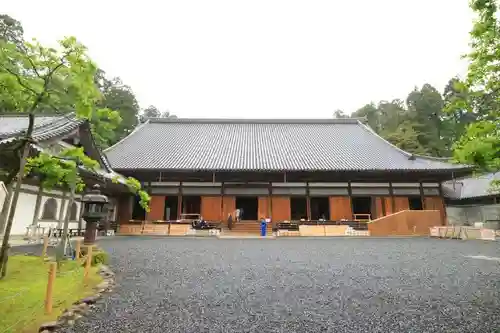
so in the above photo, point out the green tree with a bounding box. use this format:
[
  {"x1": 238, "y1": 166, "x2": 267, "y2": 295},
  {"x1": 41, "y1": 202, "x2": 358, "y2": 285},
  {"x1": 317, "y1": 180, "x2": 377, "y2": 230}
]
[
  {"x1": 351, "y1": 85, "x2": 452, "y2": 157},
  {"x1": 449, "y1": 0, "x2": 500, "y2": 190},
  {"x1": 351, "y1": 103, "x2": 380, "y2": 131},
  {"x1": 406, "y1": 84, "x2": 447, "y2": 156},
  {"x1": 0, "y1": 34, "x2": 150, "y2": 276},
  {"x1": 161, "y1": 109, "x2": 177, "y2": 118},
  {"x1": 95, "y1": 72, "x2": 140, "y2": 146},
  {"x1": 0, "y1": 14, "x2": 23, "y2": 44},
  {"x1": 333, "y1": 109, "x2": 349, "y2": 119},
  {"x1": 383, "y1": 121, "x2": 428, "y2": 155},
  {"x1": 143, "y1": 105, "x2": 161, "y2": 118}
]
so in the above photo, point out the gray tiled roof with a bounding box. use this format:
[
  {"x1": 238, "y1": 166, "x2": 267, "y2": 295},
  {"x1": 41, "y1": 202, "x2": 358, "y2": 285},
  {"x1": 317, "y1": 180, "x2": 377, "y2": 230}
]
[
  {"x1": 105, "y1": 118, "x2": 469, "y2": 172},
  {"x1": 0, "y1": 113, "x2": 84, "y2": 145},
  {"x1": 443, "y1": 172, "x2": 500, "y2": 199},
  {"x1": 0, "y1": 113, "x2": 127, "y2": 182}
]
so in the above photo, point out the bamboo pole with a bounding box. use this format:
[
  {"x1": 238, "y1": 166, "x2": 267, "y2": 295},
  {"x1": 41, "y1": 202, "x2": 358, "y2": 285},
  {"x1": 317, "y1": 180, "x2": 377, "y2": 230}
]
[
  {"x1": 45, "y1": 262, "x2": 56, "y2": 314},
  {"x1": 75, "y1": 239, "x2": 81, "y2": 260}
]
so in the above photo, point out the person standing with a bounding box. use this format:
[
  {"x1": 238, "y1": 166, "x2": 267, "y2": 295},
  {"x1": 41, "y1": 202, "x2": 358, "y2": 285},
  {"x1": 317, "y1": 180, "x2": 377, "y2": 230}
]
[{"x1": 235, "y1": 208, "x2": 240, "y2": 222}]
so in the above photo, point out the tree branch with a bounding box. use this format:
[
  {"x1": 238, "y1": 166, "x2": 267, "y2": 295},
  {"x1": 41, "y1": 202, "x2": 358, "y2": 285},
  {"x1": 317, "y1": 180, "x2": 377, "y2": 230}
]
[
  {"x1": 27, "y1": 56, "x2": 69, "y2": 114},
  {"x1": 0, "y1": 64, "x2": 39, "y2": 96}
]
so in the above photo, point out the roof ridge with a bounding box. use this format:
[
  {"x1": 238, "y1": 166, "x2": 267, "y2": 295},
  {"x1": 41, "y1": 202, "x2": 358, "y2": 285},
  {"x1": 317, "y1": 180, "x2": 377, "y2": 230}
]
[
  {"x1": 147, "y1": 118, "x2": 362, "y2": 124},
  {"x1": 104, "y1": 119, "x2": 151, "y2": 153}
]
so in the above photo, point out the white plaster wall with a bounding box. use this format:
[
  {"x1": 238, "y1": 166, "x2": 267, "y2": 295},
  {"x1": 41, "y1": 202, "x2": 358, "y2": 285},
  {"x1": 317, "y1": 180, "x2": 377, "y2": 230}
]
[
  {"x1": 37, "y1": 197, "x2": 83, "y2": 230},
  {"x1": 10, "y1": 192, "x2": 37, "y2": 235},
  {"x1": 7, "y1": 182, "x2": 99, "y2": 235}
]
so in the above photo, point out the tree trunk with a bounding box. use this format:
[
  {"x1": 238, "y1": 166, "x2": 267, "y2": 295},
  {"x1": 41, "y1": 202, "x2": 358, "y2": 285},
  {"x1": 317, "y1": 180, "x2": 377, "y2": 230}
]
[
  {"x1": 0, "y1": 143, "x2": 31, "y2": 277},
  {"x1": 0, "y1": 113, "x2": 35, "y2": 278},
  {"x1": 56, "y1": 186, "x2": 75, "y2": 263},
  {"x1": 0, "y1": 183, "x2": 14, "y2": 235}
]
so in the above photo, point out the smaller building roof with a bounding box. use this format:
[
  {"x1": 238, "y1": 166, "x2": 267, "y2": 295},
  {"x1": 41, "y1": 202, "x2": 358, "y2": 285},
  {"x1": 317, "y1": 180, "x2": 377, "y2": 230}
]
[
  {"x1": 0, "y1": 113, "x2": 129, "y2": 186},
  {"x1": 0, "y1": 113, "x2": 84, "y2": 145},
  {"x1": 443, "y1": 172, "x2": 500, "y2": 199}
]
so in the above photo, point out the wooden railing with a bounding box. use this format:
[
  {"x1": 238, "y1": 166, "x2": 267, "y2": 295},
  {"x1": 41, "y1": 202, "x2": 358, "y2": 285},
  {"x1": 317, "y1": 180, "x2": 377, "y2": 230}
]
[{"x1": 367, "y1": 210, "x2": 442, "y2": 236}]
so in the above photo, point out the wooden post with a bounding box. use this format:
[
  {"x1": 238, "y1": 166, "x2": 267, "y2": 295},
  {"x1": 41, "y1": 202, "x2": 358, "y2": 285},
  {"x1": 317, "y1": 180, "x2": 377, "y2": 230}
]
[
  {"x1": 347, "y1": 181, "x2": 354, "y2": 220},
  {"x1": 42, "y1": 235, "x2": 49, "y2": 258},
  {"x1": 75, "y1": 239, "x2": 81, "y2": 260},
  {"x1": 389, "y1": 182, "x2": 396, "y2": 214},
  {"x1": 45, "y1": 262, "x2": 56, "y2": 314},
  {"x1": 178, "y1": 182, "x2": 183, "y2": 219},
  {"x1": 84, "y1": 246, "x2": 92, "y2": 281},
  {"x1": 306, "y1": 182, "x2": 311, "y2": 221},
  {"x1": 419, "y1": 182, "x2": 425, "y2": 210},
  {"x1": 220, "y1": 180, "x2": 224, "y2": 222}
]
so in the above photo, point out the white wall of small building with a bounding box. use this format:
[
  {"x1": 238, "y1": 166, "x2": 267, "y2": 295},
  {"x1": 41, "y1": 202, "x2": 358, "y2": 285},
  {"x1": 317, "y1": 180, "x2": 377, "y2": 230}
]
[
  {"x1": 3, "y1": 183, "x2": 84, "y2": 236},
  {"x1": 1, "y1": 181, "x2": 119, "y2": 236}
]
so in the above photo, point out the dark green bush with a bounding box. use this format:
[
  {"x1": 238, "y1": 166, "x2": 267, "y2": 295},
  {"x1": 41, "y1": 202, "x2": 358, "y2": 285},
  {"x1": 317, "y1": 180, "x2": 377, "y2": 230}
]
[{"x1": 91, "y1": 251, "x2": 109, "y2": 266}]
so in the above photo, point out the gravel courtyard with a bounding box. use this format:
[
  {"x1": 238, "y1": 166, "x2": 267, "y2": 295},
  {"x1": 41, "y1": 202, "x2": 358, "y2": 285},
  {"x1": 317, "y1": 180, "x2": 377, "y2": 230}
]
[{"x1": 63, "y1": 237, "x2": 500, "y2": 333}]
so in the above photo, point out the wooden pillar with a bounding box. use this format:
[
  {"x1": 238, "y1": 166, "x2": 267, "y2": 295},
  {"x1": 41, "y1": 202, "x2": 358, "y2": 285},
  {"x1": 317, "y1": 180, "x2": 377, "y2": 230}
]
[
  {"x1": 419, "y1": 182, "x2": 425, "y2": 209},
  {"x1": 220, "y1": 181, "x2": 224, "y2": 221},
  {"x1": 177, "y1": 182, "x2": 183, "y2": 219},
  {"x1": 388, "y1": 182, "x2": 396, "y2": 213},
  {"x1": 32, "y1": 184, "x2": 43, "y2": 226},
  {"x1": 267, "y1": 182, "x2": 272, "y2": 217},
  {"x1": 269, "y1": 184, "x2": 273, "y2": 220},
  {"x1": 306, "y1": 182, "x2": 311, "y2": 221},
  {"x1": 438, "y1": 182, "x2": 447, "y2": 224},
  {"x1": 347, "y1": 181, "x2": 353, "y2": 218}
]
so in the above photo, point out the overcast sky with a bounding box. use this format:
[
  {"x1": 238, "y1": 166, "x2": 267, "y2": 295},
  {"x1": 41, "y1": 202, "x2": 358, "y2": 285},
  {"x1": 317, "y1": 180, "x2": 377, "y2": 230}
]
[{"x1": 4, "y1": 0, "x2": 472, "y2": 118}]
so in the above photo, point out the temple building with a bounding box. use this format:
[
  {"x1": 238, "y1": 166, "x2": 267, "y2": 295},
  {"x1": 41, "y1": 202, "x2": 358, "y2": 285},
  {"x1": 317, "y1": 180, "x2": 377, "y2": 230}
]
[
  {"x1": 105, "y1": 118, "x2": 470, "y2": 229},
  {"x1": 0, "y1": 113, "x2": 128, "y2": 235}
]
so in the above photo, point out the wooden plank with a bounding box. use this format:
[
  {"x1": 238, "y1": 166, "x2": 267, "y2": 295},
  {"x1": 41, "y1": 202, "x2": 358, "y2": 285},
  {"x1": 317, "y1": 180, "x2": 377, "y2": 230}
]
[
  {"x1": 424, "y1": 196, "x2": 446, "y2": 225},
  {"x1": 117, "y1": 196, "x2": 133, "y2": 224},
  {"x1": 201, "y1": 196, "x2": 222, "y2": 221},
  {"x1": 374, "y1": 197, "x2": 384, "y2": 218},
  {"x1": 146, "y1": 195, "x2": 165, "y2": 221},
  {"x1": 271, "y1": 196, "x2": 291, "y2": 221},
  {"x1": 222, "y1": 196, "x2": 236, "y2": 221},
  {"x1": 383, "y1": 196, "x2": 393, "y2": 215},
  {"x1": 329, "y1": 196, "x2": 352, "y2": 220},
  {"x1": 394, "y1": 197, "x2": 409, "y2": 212},
  {"x1": 258, "y1": 197, "x2": 270, "y2": 220}
]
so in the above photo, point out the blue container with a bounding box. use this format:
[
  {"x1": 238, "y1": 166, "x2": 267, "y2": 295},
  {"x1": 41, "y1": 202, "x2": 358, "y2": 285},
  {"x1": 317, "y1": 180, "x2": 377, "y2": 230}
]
[{"x1": 260, "y1": 219, "x2": 267, "y2": 236}]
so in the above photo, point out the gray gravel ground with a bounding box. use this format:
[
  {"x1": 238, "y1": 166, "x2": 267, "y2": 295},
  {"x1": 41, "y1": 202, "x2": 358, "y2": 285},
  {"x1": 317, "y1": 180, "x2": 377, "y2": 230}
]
[{"x1": 61, "y1": 237, "x2": 500, "y2": 333}]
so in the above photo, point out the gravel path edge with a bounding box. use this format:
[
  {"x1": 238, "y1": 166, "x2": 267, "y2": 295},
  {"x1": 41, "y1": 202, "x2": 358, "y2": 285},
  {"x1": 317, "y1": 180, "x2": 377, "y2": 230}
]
[{"x1": 39, "y1": 264, "x2": 116, "y2": 333}]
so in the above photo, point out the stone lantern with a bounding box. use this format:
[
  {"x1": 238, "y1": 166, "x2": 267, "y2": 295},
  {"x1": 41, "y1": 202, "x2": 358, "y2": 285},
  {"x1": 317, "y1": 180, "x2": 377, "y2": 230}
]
[{"x1": 82, "y1": 184, "x2": 109, "y2": 245}]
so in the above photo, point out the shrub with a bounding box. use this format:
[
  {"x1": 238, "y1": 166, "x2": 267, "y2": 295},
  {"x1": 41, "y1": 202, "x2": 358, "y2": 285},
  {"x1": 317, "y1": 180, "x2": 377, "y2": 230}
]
[
  {"x1": 91, "y1": 251, "x2": 109, "y2": 266},
  {"x1": 80, "y1": 250, "x2": 109, "y2": 267}
]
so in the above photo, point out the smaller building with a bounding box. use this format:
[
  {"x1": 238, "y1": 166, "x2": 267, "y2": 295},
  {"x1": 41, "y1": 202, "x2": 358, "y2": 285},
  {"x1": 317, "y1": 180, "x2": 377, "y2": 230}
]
[
  {"x1": 443, "y1": 172, "x2": 500, "y2": 228},
  {"x1": 0, "y1": 113, "x2": 128, "y2": 236}
]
